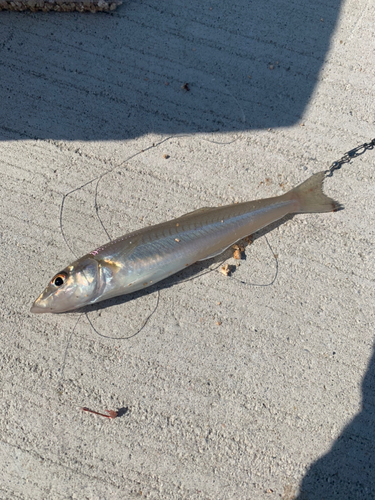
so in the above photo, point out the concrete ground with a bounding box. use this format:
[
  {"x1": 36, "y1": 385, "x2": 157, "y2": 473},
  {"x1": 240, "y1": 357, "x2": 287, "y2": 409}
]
[{"x1": 0, "y1": 0, "x2": 374, "y2": 498}]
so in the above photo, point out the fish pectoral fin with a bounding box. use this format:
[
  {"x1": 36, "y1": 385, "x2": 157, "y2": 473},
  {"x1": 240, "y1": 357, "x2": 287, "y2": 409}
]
[{"x1": 115, "y1": 234, "x2": 142, "y2": 261}]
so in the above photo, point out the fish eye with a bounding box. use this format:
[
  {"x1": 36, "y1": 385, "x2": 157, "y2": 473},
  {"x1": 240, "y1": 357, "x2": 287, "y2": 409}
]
[
  {"x1": 54, "y1": 277, "x2": 64, "y2": 286},
  {"x1": 52, "y1": 273, "x2": 67, "y2": 287}
]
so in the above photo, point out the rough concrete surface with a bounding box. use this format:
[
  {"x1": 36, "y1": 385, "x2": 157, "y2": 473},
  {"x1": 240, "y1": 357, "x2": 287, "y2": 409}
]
[{"x1": 0, "y1": 1, "x2": 374, "y2": 499}]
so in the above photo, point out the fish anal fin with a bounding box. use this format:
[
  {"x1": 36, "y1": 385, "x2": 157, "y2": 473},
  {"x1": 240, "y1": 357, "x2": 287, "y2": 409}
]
[{"x1": 198, "y1": 243, "x2": 233, "y2": 261}]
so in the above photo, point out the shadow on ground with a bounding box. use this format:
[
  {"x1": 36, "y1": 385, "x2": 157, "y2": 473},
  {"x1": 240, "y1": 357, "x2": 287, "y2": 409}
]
[
  {"x1": 296, "y1": 343, "x2": 375, "y2": 500},
  {"x1": 0, "y1": 0, "x2": 342, "y2": 140}
]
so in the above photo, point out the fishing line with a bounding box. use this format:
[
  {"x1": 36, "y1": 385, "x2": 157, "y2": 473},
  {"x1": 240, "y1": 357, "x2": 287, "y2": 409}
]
[
  {"x1": 59, "y1": 132, "x2": 241, "y2": 253},
  {"x1": 84, "y1": 290, "x2": 160, "y2": 340},
  {"x1": 57, "y1": 139, "x2": 176, "y2": 389},
  {"x1": 228, "y1": 235, "x2": 279, "y2": 287},
  {"x1": 60, "y1": 136, "x2": 373, "y2": 311},
  {"x1": 54, "y1": 135, "x2": 374, "y2": 398},
  {"x1": 58, "y1": 133, "x2": 242, "y2": 342},
  {"x1": 59, "y1": 132, "x2": 277, "y2": 344},
  {"x1": 91, "y1": 132, "x2": 241, "y2": 242},
  {"x1": 58, "y1": 139, "x2": 174, "y2": 353},
  {"x1": 164, "y1": 235, "x2": 278, "y2": 289},
  {"x1": 57, "y1": 313, "x2": 83, "y2": 390},
  {"x1": 166, "y1": 258, "x2": 228, "y2": 287},
  {"x1": 60, "y1": 135, "x2": 174, "y2": 252}
]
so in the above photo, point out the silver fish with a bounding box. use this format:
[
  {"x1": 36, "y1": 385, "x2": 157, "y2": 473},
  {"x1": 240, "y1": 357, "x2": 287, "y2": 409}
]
[{"x1": 31, "y1": 171, "x2": 340, "y2": 313}]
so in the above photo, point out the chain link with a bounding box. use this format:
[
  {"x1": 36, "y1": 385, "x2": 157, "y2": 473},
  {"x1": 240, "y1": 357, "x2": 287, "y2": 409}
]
[{"x1": 325, "y1": 138, "x2": 375, "y2": 177}]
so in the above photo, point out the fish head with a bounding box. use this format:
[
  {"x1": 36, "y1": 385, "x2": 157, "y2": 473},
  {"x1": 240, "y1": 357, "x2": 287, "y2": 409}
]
[{"x1": 31, "y1": 257, "x2": 101, "y2": 313}]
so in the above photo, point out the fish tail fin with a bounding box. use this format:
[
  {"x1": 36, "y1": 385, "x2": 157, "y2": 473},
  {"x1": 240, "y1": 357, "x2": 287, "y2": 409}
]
[{"x1": 287, "y1": 171, "x2": 343, "y2": 213}]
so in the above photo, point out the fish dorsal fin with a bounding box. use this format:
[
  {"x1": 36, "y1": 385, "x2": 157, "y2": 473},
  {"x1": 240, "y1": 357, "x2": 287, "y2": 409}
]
[{"x1": 176, "y1": 207, "x2": 215, "y2": 219}]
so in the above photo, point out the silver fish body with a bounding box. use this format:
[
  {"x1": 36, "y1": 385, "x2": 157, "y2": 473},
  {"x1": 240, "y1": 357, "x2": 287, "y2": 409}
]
[{"x1": 31, "y1": 171, "x2": 340, "y2": 313}]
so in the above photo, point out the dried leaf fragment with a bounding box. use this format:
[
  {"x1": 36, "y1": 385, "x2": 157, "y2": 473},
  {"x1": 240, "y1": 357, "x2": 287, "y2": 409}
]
[
  {"x1": 220, "y1": 263, "x2": 234, "y2": 276},
  {"x1": 232, "y1": 243, "x2": 245, "y2": 260}
]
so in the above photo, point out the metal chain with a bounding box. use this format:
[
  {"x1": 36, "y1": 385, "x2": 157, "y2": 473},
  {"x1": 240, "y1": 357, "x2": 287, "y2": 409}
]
[{"x1": 325, "y1": 138, "x2": 375, "y2": 177}]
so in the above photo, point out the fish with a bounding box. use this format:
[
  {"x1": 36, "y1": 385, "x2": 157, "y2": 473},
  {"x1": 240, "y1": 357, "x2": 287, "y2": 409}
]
[{"x1": 31, "y1": 171, "x2": 341, "y2": 314}]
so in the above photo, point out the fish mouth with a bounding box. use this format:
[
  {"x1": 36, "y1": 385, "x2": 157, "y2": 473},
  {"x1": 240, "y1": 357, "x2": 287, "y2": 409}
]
[
  {"x1": 30, "y1": 303, "x2": 47, "y2": 314},
  {"x1": 30, "y1": 297, "x2": 49, "y2": 314}
]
